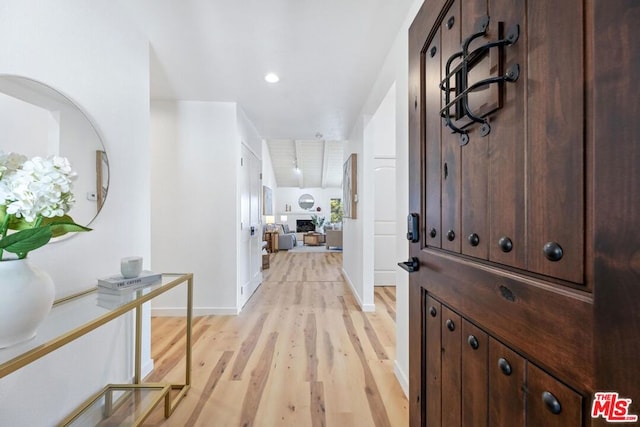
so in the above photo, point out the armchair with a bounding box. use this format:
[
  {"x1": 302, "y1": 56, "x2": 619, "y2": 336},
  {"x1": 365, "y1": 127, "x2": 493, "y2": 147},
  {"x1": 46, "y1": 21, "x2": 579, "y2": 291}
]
[
  {"x1": 325, "y1": 229, "x2": 342, "y2": 249},
  {"x1": 277, "y1": 224, "x2": 297, "y2": 250}
]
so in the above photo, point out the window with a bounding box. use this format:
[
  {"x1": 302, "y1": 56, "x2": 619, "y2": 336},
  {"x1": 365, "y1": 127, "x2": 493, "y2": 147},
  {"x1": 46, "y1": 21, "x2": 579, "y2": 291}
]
[{"x1": 330, "y1": 198, "x2": 343, "y2": 223}]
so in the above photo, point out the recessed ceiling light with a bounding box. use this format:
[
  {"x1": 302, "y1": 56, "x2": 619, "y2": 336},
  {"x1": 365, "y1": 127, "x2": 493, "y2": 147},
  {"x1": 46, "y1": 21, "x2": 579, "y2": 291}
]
[{"x1": 264, "y1": 73, "x2": 279, "y2": 83}]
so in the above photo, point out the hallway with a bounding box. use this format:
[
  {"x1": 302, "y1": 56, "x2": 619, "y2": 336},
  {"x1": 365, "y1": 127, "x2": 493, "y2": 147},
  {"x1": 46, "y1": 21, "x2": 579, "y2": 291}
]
[{"x1": 146, "y1": 251, "x2": 408, "y2": 426}]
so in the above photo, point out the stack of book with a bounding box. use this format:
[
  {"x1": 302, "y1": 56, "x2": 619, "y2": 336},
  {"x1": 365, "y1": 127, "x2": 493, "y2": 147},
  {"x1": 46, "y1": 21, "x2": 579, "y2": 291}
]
[{"x1": 96, "y1": 270, "x2": 162, "y2": 309}]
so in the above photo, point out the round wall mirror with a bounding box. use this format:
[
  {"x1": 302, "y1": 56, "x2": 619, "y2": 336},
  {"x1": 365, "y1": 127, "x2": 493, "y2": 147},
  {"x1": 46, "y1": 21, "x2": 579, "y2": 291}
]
[
  {"x1": 298, "y1": 194, "x2": 315, "y2": 210},
  {"x1": 0, "y1": 75, "x2": 109, "y2": 235}
]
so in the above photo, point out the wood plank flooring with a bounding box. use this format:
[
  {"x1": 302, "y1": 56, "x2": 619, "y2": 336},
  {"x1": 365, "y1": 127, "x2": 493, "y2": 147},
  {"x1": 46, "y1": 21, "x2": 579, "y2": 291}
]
[{"x1": 144, "y1": 251, "x2": 408, "y2": 426}]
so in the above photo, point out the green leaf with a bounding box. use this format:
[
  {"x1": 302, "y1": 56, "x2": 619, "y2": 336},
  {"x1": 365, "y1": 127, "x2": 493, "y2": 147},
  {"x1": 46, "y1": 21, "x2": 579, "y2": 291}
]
[
  {"x1": 48, "y1": 221, "x2": 92, "y2": 238},
  {"x1": 0, "y1": 227, "x2": 53, "y2": 255},
  {"x1": 39, "y1": 215, "x2": 92, "y2": 237}
]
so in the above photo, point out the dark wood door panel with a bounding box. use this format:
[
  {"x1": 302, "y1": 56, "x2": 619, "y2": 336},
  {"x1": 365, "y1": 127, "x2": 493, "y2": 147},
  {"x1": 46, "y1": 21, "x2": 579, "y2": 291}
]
[
  {"x1": 526, "y1": 0, "x2": 585, "y2": 284},
  {"x1": 487, "y1": 0, "x2": 526, "y2": 270},
  {"x1": 488, "y1": 338, "x2": 526, "y2": 426},
  {"x1": 409, "y1": 281, "x2": 424, "y2": 426},
  {"x1": 462, "y1": 320, "x2": 489, "y2": 427},
  {"x1": 441, "y1": 305, "x2": 462, "y2": 426},
  {"x1": 425, "y1": 295, "x2": 442, "y2": 427},
  {"x1": 440, "y1": 0, "x2": 462, "y2": 254},
  {"x1": 527, "y1": 363, "x2": 583, "y2": 427},
  {"x1": 592, "y1": 0, "x2": 640, "y2": 408},
  {"x1": 460, "y1": 0, "x2": 490, "y2": 261},
  {"x1": 419, "y1": 250, "x2": 593, "y2": 391},
  {"x1": 424, "y1": 30, "x2": 442, "y2": 249}
]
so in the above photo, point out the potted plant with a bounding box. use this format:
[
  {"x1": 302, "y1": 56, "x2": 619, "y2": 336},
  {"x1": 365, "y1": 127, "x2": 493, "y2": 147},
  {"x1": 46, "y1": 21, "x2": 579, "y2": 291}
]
[
  {"x1": 0, "y1": 151, "x2": 91, "y2": 347},
  {"x1": 310, "y1": 214, "x2": 325, "y2": 233}
]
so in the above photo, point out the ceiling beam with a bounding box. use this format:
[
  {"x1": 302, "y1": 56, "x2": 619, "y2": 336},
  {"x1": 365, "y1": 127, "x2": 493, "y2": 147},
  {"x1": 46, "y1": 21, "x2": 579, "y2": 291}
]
[
  {"x1": 294, "y1": 140, "x2": 304, "y2": 188},
  {"x1": 321, "y1": 140, "x2": 329, "y2": 189}
]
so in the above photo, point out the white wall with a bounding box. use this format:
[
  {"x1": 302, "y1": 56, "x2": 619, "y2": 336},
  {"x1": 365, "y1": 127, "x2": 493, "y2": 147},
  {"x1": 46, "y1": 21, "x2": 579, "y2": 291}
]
[
  {"x1": 343, "y1": 115, "x2": 374, "y2": 310},
  {"x1": 344, "y1": 0, "x2": 425, "y2": 397},
  {"x1": 261, "y1": 140, "x2": 278, "y2": 219},
  {"x1": 0, "y1": 1, "x2": 150, "y2": 425},
  {"x1": 150, "y1": 101, "x2": 241, "y2": 315}
]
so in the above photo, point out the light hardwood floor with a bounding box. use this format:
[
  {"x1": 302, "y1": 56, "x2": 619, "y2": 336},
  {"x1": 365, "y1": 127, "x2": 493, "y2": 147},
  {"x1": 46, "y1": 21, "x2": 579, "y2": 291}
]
[{"x1": 144, "y1": 251, "x2": 408, "y2": 426}]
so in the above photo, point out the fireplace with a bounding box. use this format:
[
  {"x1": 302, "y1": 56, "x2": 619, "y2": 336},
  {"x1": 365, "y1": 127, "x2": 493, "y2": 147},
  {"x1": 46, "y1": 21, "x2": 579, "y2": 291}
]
[{"x1": 296, "y1": 219, "x2": 314, "y2": 233}]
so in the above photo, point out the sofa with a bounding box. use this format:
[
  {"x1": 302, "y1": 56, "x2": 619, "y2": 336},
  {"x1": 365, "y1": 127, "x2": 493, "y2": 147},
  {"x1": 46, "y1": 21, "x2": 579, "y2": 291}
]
[
  {"x1": 277, "y1": 223, "x2": 297, "y2": 250},
  {"x1": 325, "y1": 229, "x2": 343, "y2": 249}
]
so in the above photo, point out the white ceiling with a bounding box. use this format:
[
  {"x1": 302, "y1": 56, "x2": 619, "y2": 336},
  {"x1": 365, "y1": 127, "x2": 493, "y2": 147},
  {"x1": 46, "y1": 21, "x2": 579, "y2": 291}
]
[{"x1": 119, "y1": 0, "x2": 415, "y2": 188}]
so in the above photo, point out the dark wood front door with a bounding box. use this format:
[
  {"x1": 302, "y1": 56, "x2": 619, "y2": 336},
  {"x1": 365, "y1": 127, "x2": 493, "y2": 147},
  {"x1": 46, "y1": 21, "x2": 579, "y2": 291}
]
[{"x1": 407, "y1": 0, "x2": 640, "y2": 426}]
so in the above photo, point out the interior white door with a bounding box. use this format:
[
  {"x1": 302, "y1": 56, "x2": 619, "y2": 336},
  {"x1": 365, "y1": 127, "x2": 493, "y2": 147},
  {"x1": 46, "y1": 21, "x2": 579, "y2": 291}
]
[
  {"x1": 239, "y1": 147, "x2": 251, "y2": 307},
  {"x1": 374, "y1": 158, "x2": 397, "y2": 285},
  {"x1": 240, "y1": 145, "x2": 262, "y2": 308}
]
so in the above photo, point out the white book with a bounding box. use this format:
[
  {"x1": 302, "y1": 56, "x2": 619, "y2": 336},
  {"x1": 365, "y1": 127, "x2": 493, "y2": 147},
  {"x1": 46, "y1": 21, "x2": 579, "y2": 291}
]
[
  {"x1": 96, "y1": 282, "x2": 153, "y2": 295},
  {"x1": 97, "y1": 270, "x2": 162, "y2": 289}
]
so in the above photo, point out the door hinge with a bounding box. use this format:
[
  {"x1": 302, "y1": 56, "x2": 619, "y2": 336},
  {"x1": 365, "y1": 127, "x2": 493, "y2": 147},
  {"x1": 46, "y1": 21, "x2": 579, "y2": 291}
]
[
  {"x1": 241, "y1": 158, "x2": 244, "y2": 166},
  {"x1": 259, "y1": 172, "x2": 262, "y2": 179}
]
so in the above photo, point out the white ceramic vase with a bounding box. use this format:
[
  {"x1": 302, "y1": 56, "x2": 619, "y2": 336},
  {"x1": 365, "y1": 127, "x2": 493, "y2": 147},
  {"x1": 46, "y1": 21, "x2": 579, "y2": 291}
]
[{"x1": 0, "y1": 258, "x2": 55, "y2": 348}]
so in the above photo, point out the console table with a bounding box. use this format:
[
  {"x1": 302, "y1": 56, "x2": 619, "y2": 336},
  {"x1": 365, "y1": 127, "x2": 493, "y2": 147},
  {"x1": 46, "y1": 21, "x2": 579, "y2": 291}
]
[{"x1": 0, "y1": 273, "x2": 193, "y2": 426}]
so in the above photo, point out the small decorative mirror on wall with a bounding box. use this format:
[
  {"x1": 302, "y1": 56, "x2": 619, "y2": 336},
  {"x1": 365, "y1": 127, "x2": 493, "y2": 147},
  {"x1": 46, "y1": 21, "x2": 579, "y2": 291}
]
[
  {"x1": 0, "y1": 75, "x2": 109, "y2": 235},
  {"x1": 298, "y1": 194, "x2": 315, "y2": 210}
]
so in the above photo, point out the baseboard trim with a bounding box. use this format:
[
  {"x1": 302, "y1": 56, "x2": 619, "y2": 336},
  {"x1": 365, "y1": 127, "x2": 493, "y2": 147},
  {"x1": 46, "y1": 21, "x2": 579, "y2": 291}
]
[
  {"x1": 342, "y1": 268, "x2": 375, "y2": 312},
  {"x1": 394, "y1": 359, "x2": 409, "y2": 398},
  {"x1": 141, "y1": 358, "x2": 154, "y2": 379}
]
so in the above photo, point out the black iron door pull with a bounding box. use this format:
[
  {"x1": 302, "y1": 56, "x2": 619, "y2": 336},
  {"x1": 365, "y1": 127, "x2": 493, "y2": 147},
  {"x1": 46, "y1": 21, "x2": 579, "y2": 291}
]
[
  {"x1": 398, "y1": 257, "x2": 420, "y2": 273},
  {"x1": 439, "y1": 15, "x2": 520, "y2": 145}
]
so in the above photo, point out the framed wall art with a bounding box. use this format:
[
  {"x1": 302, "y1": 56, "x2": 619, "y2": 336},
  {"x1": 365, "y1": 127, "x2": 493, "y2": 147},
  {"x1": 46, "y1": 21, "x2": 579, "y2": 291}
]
[
  {"x1": 262, "y1": 185, "x2": 273, "y2": 215},
  {"x1": 343, "y1": 153, "x2": 357, "y2": 219}
]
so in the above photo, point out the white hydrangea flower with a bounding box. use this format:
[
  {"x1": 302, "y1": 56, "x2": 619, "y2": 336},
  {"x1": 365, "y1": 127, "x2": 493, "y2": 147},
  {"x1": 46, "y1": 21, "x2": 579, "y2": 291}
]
[
  {"x1": 1, "y1": 155, "x2": 77, "y2": 223},
  {"x1": 0, "y1": 151, "x2": 27, "y2": 179}
]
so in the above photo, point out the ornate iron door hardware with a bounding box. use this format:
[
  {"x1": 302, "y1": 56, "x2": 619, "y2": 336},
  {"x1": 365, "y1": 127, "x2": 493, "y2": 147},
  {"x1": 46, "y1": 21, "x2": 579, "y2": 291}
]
[{"x1": 439, "y1": 15, "x2": 520, "y2": 145}]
